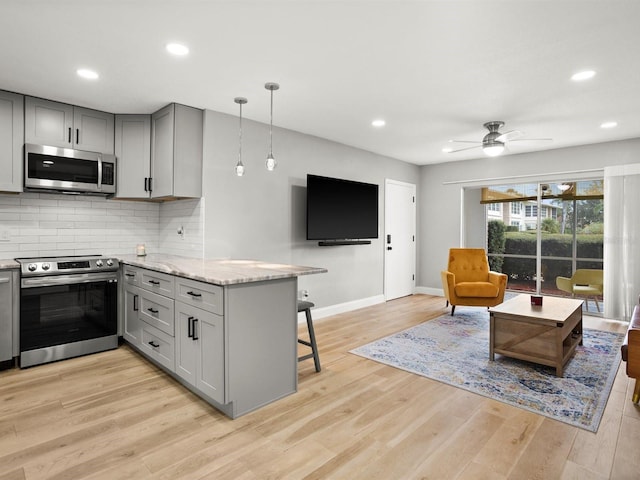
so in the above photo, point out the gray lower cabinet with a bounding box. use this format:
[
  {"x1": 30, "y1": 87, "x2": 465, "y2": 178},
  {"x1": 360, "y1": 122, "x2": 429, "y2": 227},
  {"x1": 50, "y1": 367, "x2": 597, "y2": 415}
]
[
  {"x1": 0, "y1": 270, "x2": 18, "y2": 363},
  {"x1": 139, "y1": 323, "x2": 175, "y2": 372},
  {"x1": 122, "y1": 264, "x2": 297, "y2": 419},
  {"x1": 138, "y1": 288, "x2": 175, "y2": 336},
  {"x1": 123, "y1": 284, "x2": 143, "y2": 346},
  {"x1": 175, "y1": 301, "x2": 224, "y2": 404}
]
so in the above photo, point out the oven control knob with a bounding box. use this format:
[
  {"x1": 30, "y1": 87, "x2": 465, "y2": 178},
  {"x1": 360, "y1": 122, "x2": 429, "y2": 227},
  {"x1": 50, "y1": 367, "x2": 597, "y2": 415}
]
[
  {"x1": 42, "y1": 263, "x2": 50, "y2": 271},
  {"x1": 27, "y1": 263, "x2": 37, "y2": 272},
  {"x1": 96, "y1": 260, "x2": 104, "y2": 267},
  {"x1": 106, "y1": 259, "x2": 113, "y2": 267}
]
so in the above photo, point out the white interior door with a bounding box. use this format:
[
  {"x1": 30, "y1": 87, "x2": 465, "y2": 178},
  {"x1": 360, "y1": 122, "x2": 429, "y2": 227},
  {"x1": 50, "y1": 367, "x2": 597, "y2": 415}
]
[{"x1": 384, "y1": 179, "x2": 416, "y2": 301}]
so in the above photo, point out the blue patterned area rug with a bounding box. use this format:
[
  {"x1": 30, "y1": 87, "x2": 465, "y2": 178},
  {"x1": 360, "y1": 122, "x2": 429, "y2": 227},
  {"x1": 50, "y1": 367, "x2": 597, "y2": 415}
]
[{"x1": 350, "y1": 308, "x2": 624, "y2": 432}]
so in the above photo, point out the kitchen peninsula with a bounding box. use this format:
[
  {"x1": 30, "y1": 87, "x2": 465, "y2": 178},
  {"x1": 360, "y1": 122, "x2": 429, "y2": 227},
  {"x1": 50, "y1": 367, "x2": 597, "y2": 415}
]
[{"x1": 118, "y1": 254, "x2": 327, "y2": 418}]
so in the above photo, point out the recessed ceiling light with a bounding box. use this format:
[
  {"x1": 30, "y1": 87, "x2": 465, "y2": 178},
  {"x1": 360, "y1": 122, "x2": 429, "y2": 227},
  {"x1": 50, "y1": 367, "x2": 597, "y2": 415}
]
[
  {"x1": 571, "y1": 70, "x2": 596, "y2": 82},
  {"x1": 166, "y1": 43, "x2": 189, "y2": 56},
  {"x1": 76, "y1": 68, "x2": 99, "y2": 80},
  {"x1": 371, "y1": 119, "x2": 386, "y2": 127},
  {"x1": 600, "y1": 121, "x2": 618, "y2": 129},
  {"x1": 442, "y1": 147, "x2": 453, "y2": 153}
]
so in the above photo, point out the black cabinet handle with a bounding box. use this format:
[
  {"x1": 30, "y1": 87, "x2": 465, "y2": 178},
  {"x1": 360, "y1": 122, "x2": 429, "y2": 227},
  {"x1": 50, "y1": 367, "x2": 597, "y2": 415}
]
[
  {"x1": 148, "y1": 341, "x2": 160, "y2": 348},
  {"x1": 68, "y1": 127, "x2": 72, "y2": 143},
  {"x1": 148, "y1": 177, "x2": 153, "y2": 192},
  {"x1": 193, "y1": 318, "x2": 199, "y2": 340},
  {"x1": 133, "y1": 294, "x2": 138, "y2": 312},
  {"x1": 186, "y1": 291, "x2": 202, "y2": 298},
  {"x1": 187, "y1": 316, "x2": 194, "y2": 338},
  {"x1": 125, "y1": 273, "x2": 135, "y2": 277},
  {"x1": 147, "y1": 307, "x2": 159, "y2": 314},
  {"x1": 148, "y1": 280, "x2": 160, "y2": 285},
  {"x1": 76, "y1": 128, "x2": 79, "y2": 144}
]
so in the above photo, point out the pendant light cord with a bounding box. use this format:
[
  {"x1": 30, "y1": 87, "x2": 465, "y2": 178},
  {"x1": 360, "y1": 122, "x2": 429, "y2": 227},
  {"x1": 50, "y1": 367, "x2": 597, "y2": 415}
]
[
  {"x1": 269, "y1": 89, "x2": 274, "y2": 156},
  {"x1": 239, "y1": 102, "x2": 243, "y2": 162}
]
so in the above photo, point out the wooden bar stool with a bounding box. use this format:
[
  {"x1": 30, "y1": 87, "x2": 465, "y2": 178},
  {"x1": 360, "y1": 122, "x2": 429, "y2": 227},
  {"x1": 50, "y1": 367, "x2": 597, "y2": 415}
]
[{"x1": 297, "y1": 300, "x2": 321, "y2": 372}]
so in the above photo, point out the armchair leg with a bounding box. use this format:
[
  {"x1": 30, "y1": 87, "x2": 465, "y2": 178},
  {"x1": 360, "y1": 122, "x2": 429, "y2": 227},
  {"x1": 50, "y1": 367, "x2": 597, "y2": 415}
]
[
  {"x1": 451, "y1": 305, "x2": 456, "y2": 316},
  {"x1": 594, "y1": 297, "x2": 600, "y2": 313},
  {"x1": 633, "y1": 379, "x2": 640, "y2": 404},
  {"x1": 446, "y1": 300, "x2": 449, "y2": 307}
]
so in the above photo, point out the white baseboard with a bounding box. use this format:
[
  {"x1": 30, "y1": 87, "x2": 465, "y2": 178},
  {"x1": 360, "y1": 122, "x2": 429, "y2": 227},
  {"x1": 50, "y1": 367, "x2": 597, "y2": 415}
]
[
  {"x1": 298, "y1": 294, "x2": 386, "y2": 323},
  {"x1": 415, "y1": 286, "x2": 444, "y2": 297}
]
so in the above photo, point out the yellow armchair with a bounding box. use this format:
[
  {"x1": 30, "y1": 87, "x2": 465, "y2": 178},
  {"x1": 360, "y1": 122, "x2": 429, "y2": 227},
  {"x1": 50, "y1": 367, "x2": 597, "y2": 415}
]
[
  {"x1": 441, "y1": 248, "x2": 507, "y2": 315},
  {"x1": 556, "y1": 269, "x2": 603, "y2": 312}
]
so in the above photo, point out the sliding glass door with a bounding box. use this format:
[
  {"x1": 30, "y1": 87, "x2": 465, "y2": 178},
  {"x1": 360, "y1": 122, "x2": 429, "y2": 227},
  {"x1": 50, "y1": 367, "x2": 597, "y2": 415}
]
[{"x1": 485, "y1": 179, "x2": 604, "y2": 313}]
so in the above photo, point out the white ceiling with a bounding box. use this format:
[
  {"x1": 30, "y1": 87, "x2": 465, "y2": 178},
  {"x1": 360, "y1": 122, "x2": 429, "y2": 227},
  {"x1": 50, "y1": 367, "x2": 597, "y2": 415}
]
[{"x1": 1, "y1": 1, "x2": 639, "y2": 166}]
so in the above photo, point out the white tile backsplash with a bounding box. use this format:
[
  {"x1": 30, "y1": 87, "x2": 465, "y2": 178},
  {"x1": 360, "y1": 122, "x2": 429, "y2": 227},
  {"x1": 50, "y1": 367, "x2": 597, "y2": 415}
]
[
  {"x1": 0, "y1": 192, "x2": 160, "y2": 258},
  {"x1": 0, "y1": 192, "x2": 205, "y2": 260}
]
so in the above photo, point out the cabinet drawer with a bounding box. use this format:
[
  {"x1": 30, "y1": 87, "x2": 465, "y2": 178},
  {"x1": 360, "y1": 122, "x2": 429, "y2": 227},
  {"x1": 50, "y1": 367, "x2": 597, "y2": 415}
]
[
  {"x1": 141, "y1": 269, "x2": 175, "y2": 297},
  {"x1": 140, "y1": 323, "x2": 175, "y2": 372},
  {"x1": 139, "y1": 289, "x2": 175, "y2": 336},
  {"x1": 175, "y1": 277, "x2": 223, "y2": 314},
  {"x1": 122, "y1": 265, "x2": 140, "y2": 287}
]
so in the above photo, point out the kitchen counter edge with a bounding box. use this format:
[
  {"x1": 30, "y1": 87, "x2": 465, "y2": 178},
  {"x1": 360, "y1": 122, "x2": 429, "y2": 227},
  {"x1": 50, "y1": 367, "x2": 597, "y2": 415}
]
[
  {"x1": 115, "y1": 254, "x2": 327, "y2": 286},
  {"x1": 0, "y1": 260, "x2": 19, "y2": 270}
]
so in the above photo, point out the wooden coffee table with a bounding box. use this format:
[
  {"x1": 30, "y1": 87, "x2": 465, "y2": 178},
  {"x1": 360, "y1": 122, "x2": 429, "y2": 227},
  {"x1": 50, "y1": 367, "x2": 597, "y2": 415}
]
[{"x1": 488, "y1": 295, "x2": 584, "y2": 377}]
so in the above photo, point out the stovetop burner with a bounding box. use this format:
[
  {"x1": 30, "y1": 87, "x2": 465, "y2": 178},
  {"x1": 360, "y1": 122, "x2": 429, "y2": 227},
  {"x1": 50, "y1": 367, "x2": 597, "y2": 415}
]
[{"x1": 15, "y1": 254, "x2": 118, "y2": 276}]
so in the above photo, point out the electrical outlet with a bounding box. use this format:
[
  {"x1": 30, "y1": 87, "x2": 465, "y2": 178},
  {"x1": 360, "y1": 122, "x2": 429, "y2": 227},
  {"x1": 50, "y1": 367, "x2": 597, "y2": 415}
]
[{"x1": 0, "y1": 230, "x2": 9, "y2": 242}]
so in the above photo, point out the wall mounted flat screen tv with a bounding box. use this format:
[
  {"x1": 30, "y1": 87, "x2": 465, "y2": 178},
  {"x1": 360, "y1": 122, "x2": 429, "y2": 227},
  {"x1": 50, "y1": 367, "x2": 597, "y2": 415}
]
[{"x1": 306, "y1": 174, "x2": 379, "y2": 242}]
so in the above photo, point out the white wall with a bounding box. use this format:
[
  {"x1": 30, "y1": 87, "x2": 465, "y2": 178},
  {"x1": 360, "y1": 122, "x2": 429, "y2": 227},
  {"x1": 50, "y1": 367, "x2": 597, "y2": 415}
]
[
  {"x1": 418, "y1": 138, "x2": 640, "y2": 291},
  {"x1": 202, "y1": 110, "x2": 420, "y2": 309}
]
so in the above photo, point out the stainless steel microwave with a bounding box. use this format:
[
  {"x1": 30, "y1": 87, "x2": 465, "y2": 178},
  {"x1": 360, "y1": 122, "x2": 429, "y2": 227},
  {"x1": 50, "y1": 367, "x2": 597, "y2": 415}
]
[{"x1": 24, "y1": 144, "x2": 116, "y2": 195}]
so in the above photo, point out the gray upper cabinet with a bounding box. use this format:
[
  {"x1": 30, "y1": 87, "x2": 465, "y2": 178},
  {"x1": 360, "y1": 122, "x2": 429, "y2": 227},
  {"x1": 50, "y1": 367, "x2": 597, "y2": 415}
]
[
  {"x1": 0, "y1": 90, "x2": 24, "y2": 193},
  {"x1": 114, "y1": 114, "x2": 151, "y2": 198},
  {"x1": 150, "y1": 103, "x2": 203, "y2": 199},
  {"x1": 24, "y1": 97, "x2": 115, "y2": 154}
]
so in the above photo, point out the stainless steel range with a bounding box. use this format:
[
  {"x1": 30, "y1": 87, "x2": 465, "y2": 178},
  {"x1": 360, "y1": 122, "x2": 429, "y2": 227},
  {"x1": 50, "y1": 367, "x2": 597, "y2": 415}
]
[{"x1": 15, "y1": 255, "x2": 119, "y2": 368}]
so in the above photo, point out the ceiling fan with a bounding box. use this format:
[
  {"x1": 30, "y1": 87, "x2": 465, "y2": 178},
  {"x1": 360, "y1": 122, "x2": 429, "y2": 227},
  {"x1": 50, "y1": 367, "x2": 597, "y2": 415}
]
[{"x1": 446, "y1": 121, "x2": 552, "y2": 157}]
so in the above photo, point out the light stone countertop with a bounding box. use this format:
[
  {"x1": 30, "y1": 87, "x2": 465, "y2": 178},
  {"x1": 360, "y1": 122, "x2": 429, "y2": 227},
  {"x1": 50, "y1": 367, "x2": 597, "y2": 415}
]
[
  {"x1": 0, "y1": 259, "x2": 19, "y2": 270},
  {"x1": 116, "y1": 254, "x2": 327, "y2": 286}
]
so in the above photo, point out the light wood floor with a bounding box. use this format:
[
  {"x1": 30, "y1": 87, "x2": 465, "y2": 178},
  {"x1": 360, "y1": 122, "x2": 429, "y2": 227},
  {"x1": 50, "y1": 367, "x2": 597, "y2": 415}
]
[{"x1": 1, "y1": 294, "x2": 639, "y2": 480}]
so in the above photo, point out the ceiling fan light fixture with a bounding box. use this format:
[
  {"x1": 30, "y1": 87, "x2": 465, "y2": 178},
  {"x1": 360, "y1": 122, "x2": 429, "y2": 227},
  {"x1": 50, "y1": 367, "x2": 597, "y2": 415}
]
[{"x1": 483, "y1": 143, "x2": 505, "y2": 157}]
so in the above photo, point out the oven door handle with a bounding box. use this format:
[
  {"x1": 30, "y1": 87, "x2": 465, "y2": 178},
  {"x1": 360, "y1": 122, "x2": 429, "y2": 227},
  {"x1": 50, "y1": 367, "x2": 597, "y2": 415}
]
[{"x1": 21, "y1": 272, "x2": 118, "y2": 288}]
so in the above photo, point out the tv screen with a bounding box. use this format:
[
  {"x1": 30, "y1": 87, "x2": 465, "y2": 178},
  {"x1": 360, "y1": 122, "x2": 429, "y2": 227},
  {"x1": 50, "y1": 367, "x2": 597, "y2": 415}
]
[{"x1": 306, "y1": 174, "x2": 379, "y2": 241}]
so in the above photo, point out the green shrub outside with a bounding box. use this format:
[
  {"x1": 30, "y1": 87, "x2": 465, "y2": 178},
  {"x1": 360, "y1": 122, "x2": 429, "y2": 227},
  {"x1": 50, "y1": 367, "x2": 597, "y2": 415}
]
[
  {"x1": 487, "y1": 220, "x2": 506, "y2": 272},
  {"x1": 502, "y1": 232, "x2": 603, "y2": 282}
]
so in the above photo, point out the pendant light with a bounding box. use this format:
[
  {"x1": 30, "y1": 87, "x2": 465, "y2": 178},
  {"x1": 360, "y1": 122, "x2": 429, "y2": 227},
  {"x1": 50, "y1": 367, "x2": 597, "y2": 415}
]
[
  {"x1": 265, "y1": 82, "x2": 280, "y2": 171},
  {"x1": 234, "y1": 97, "x2": 247, "y2": 177}
]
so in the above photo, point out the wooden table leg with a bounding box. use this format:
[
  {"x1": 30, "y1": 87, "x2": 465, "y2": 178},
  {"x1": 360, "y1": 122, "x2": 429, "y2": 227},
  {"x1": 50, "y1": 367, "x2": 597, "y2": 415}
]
[
  {"x1": 489, "y1": 313, "x2": 495, "y2": 361},
  {"x1": 556, "y1": 325, "x2": 563, "y2": 377}
]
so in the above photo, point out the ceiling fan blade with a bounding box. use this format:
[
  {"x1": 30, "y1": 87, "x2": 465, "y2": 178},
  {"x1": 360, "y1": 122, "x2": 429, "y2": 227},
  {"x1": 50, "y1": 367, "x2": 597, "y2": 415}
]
[
  {"x1": 509, "y1": 137, "x2": 553, "y2": 142},
  {"x1": 447, "y1": 145, "x2": 482, "y2": 153},
  {"x1": 448, "y1": 140, "x2": 480, "y2": 144},
  {"x1": 496, "y1": 130, "x2": 524, "y2": 142}
]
